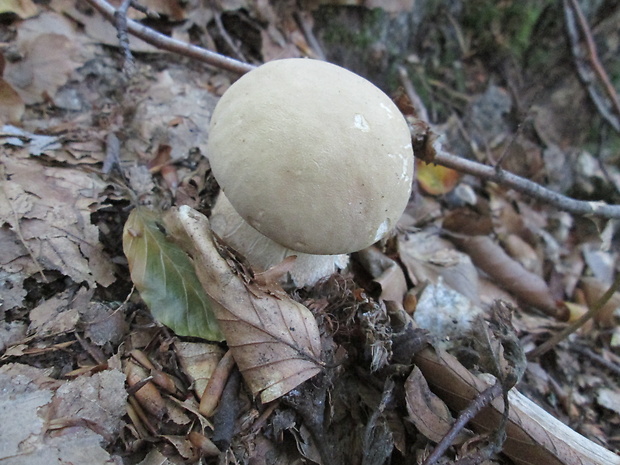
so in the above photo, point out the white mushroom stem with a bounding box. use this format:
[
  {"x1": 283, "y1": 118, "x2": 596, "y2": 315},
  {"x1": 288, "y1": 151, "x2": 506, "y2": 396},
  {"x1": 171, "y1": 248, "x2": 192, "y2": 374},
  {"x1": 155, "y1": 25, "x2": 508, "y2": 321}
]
[{"x1": 210, "y1": 193, "x2": 349, "y2": 288}]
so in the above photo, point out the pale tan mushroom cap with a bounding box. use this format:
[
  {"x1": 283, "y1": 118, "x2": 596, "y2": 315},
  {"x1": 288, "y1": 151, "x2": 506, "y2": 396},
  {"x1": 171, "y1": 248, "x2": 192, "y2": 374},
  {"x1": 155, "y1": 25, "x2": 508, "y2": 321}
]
[{"x1": 207, "y1": 58, "x2": 414, "y2": 255}]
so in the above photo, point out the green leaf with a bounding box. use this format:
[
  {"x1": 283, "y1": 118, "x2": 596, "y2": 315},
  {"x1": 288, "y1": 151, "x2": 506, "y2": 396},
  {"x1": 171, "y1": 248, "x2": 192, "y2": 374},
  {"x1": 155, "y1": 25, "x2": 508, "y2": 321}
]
[{"x1": 122, "y1": 207, "x2": 224, "y2": 341}]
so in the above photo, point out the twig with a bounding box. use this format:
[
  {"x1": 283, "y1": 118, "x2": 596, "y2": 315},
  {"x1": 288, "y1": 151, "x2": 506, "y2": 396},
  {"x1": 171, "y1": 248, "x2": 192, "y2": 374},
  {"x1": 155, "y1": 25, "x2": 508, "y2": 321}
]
[
  {"x1": 211, "y1": 0, "x2": 247, "y2": 63},
  {"x1": 573, "y1": 344, "x2": 620, "y2": 378},
  {"x1": 294, "y1": 11, "x2": 326, "y2": 61},
  {"x1": 400, "y1": 71, "x2": 620, "y2": 221},
  {"x1": 431, "y1": 144, "x2": 620, "y2": 219},
  {"x1": 83, "y1": 0, "x2": 255, "y2": 75},
  {"x1": 563, "y1": 0, "x2": 620, "y2": 132},
  {"x1": 114, "y1": 0, "x2": 135, "y2": 74},
  {"x1": 422, "y1": 380, "x2": 504, "y2": 465},
  {"x1": 398, "y1": 66, "x2": 429, "y2": 122},
  {"x1": 527, "y1": 272, "x2": 620, "y2": 360}
]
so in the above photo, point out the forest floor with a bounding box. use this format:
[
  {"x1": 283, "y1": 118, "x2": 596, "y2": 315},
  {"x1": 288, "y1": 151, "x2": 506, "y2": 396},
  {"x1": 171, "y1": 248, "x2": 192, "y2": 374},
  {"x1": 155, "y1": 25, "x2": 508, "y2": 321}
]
[{"x1": 1, "y1": 1, "x2": 620, "y2": 465}]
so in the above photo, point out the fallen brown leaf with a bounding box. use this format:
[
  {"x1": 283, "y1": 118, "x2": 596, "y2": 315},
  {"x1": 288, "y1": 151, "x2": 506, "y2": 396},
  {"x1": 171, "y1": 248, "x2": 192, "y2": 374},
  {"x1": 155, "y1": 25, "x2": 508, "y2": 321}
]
[
  {"x1": 199, "y1": 350, "x2": 236, "y2": 417},
  {"x1": 0, "y1": 154, "x2": 115, "y2": 309},
  {"x1": 451, "y1": 235, "x2": 564, "y2": 319},
  {"x1": 399, "y1": 231, "x2": 480, "y2": 305},
  {"x1": 414, "y1": 345, "x2": 620, "y2": 465},
  {"x1": 125, "y1": 361, "x2": 167, "y2": 419},
  {"x1": 580, "y1": 277, "x2": 620, "y2": 328},
  {"x1": 405, "y1": 366, "x2": 470, "y2": 444},
  {"x1": 4, "y1": 12, "x2": 85, "y2": 104},
  {"x1": 164, "y1": 206, "x2": 323, "y2": 403},
  {"x1": 0, "y1": 76, "x2": 25, "y2": 124},
  {"x1": 356, "y1": 246, "x2": 408, "y2": 304},
  {"x1": 174, "y1": 342, "x2": 225, "y2": 400}
]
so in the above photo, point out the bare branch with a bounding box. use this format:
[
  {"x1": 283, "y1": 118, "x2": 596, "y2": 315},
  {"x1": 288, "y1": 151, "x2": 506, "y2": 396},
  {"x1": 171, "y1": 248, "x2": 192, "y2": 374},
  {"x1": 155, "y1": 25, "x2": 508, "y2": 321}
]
[
  {"x1": 83, "y1": 0, "x2": 255, "y2": 75},
  {"x1": 527, "y1": 272, "x2": 620, "y2": 360},
  {"x1": 563, "y1": 0, "x2": 620, "y2": 132},
  {"x1": 423, "y1": 380, "x2": 504, "y2": 465},
  {"x1": 432, "y1": 145, "x2": 620, "y2": 219},
  {"x1": 114, "y1": 0, "x2": 135, "y2": 74}
]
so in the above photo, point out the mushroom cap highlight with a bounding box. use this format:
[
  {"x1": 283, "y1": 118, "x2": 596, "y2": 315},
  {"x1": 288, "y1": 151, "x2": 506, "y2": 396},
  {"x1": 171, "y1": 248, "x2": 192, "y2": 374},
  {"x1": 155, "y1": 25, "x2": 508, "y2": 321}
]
[{"x1": 207, "y1": 58, "x2": 414, "y2": 255}]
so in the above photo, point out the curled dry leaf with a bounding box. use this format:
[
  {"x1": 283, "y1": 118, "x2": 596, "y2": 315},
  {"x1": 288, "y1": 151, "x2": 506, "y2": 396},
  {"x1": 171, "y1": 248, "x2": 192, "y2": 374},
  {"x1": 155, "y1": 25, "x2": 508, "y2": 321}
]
[
  {"x1": 355, "y1": 246, "x2": 408, "y2": 304},
  {"x1": 451, "y1": 235, "x2": 564, "y2": 319},
  {"x1": 163, "y1": 206, "x2": 322, "y2": 403},
  {"x1": 415, "y1": 158, "x2": 460, "y2": 195},
  {"x1": 580, "y1": 277, "x2": 620, "y2": 328},
  {"x1": 0, "y1": 71, "x2": 25, "y2": 123},
  {"x1": 414, "y1": 346, "x2": 620, "y2": 465},
  {"x1": 174, "y1": 342, "x2": 225, "y2": 400},
  {"x1": 405, "y1": 366, "x2": 469, "y2": 444},
  {"x1": 4, "y1": 12, "x2": 84, "y2": 104},
  {"x1": 199, "y1": 350, "x2": 236, "y2": 417},
  {"x1": 501, "y1": 233, "x2": 543, "y2": 276},
  {"x1": 125, "y1": 360, "x2": 167, "y2": 420},
  {"x1": 398, "y1": 231, "x2": 480, "y2": 304}
]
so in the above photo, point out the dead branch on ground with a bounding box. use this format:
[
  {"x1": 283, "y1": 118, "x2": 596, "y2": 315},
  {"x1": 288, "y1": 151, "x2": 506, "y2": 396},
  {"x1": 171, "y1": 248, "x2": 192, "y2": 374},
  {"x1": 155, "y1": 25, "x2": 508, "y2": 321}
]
[
  {"x1": 83, "y1": 0, "x2": 255, "y2": 75},
  {"x1": 563, "y1": 0, "x2": 620, "y2": 132}
]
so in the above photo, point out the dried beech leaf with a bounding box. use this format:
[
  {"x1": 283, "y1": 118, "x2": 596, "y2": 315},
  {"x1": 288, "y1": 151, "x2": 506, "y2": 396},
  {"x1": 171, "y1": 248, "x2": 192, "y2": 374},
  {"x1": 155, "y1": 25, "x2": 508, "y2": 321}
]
[
  {"x1": 405, "y1": 366, "x2": 469, "y2": 444},
  {"x1": 416, "y1": 159, "x2": 460, "y2": 195},
  {"x1": 174, "y1": 342, "x2": 225, "y2": 401},
  {"x1": 0, "y1": 0, "x2": 39, "y2": 18},
  {"x1": 580, "y1": 277, "x2": 620, "y2": 328},
  {"x1": 4, "y1": 23, "x2": 81, "y2": 104},
  {"x1": 414, "y1": 345, "x2": 620, "y2": 465},
  {"x1": 356, "y1": 247, "x2": 408, "y2": 303},
  {"x1": 452, "y1": 235, "x2": 563, "y2": 319},
  {"x1": 0, "y1": 78, "x2": 25, "y2": 124},
  {"x1": 164, "y1": 206, "x2": 322, "y2": 403},
  {"x1": 122, "y1": 207, "x2": 224, "y2": 341},
  {"x1": 399, "y1": 231, "x2": 480, "y2": 304}
]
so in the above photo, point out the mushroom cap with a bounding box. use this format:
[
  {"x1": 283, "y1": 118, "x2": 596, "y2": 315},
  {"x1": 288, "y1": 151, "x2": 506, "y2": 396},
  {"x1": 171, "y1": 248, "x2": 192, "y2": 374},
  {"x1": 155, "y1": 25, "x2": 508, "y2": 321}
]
[{"x1": 207, "y1": 58, "x2": 414, "y2": 255}]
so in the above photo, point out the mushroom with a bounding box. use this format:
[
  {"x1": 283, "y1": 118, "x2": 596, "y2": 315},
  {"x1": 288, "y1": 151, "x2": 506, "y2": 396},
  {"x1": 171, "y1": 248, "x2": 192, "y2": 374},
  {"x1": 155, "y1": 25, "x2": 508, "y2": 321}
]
[{"x1": 206, "y1": 58, "x2": 414, "y2": 287}]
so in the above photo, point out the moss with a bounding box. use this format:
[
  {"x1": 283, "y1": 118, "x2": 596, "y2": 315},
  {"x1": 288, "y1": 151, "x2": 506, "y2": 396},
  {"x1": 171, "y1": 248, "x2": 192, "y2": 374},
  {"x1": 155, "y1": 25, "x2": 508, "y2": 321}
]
[
  {"x1": 462, "y1": 0, "x2": 553, "y2": 61},
  {"x1": 318, "y1": 6, "x2": 386, "y2": 50}
]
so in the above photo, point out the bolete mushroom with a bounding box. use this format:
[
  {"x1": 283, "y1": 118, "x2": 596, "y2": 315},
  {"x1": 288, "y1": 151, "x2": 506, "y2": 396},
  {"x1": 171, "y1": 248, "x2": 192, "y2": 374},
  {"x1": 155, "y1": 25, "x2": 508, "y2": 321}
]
[{"x1": 207, "y1": 58, "x2": 414, "y2": 286}]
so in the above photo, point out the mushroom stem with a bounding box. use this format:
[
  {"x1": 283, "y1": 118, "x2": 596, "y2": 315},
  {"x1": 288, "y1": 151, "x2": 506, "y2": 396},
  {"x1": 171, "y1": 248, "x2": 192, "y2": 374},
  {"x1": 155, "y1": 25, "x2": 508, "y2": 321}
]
[{"x1": 210, "y1": 193, "x2": 349, "y2": 288}]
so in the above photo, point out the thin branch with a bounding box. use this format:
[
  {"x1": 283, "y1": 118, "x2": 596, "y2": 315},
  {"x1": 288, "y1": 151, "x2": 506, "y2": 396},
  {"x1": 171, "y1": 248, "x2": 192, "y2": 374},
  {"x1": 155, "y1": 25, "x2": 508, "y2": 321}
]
[
  {"x1": 83, "y1": 0, "x2": 255, "y2": 75},
  {"x1": 210, "y1": 0, "x2": 247, "y2": 63},
  {"x1": 114, "y1": 0, "x2": 134, "y2": 74},
  {"x1": 563, "y1": 0, "x2": 620, "y2": 132},
  {"x1": 526, "y1": 272, "x2": 620, "y2": 360},
  {"x1": 400, "y1": 71, "x2": 620, "y2": 221},
  {"x1": 572, "y1": 344, "x2": 620, "y2": 378},
  {"x1": 422, "y1": 380, "x2": 504, "y2": 465},
  {"x1": 398, "y1": 66, "x2": 429, "y2": 122},
  {"x1": 430, "y1": 146, "x2": 620, "y2": 219}
]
